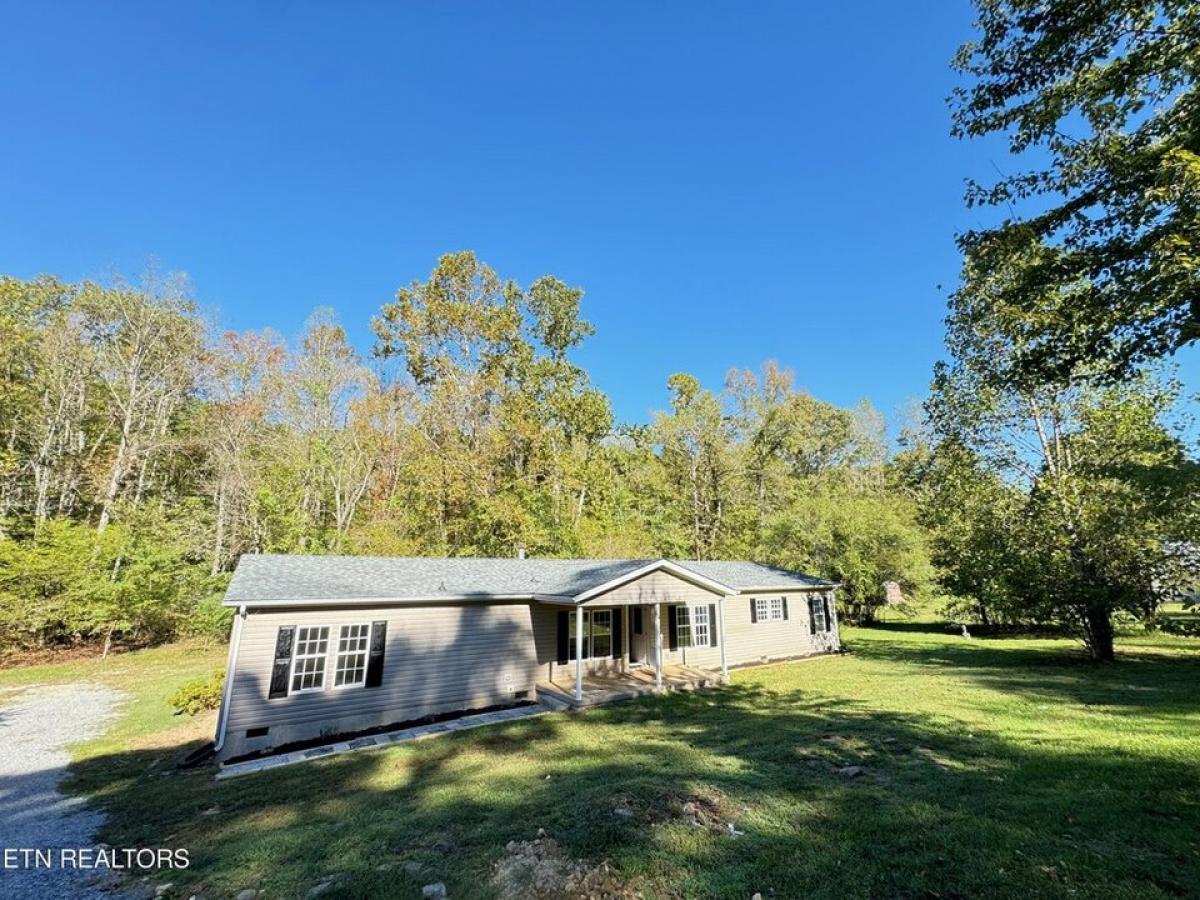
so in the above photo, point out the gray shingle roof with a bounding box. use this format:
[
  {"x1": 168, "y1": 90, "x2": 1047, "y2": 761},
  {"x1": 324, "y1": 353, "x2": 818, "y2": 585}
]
[{"x1": 224, "y1": 555, "x2": 831, "y2": 605}]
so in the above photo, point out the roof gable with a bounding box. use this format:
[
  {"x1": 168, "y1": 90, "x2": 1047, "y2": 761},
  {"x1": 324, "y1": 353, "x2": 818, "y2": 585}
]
[{"x1": 574, "y1": 559, "x2": 732, "y2": 602}]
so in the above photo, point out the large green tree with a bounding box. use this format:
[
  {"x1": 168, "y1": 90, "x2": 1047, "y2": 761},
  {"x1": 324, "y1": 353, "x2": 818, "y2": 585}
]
[
  {"x1": 952, "y1": 0, "x2": 1200, "y2": 384},
  {"x1": 371, "y1": 251, "x2": 612, "y2": 556},
  {"x1": 927, "y1": 360, "x2": 1199, "y2": 659},
  {"x1": 895, "y1": 432, "x2": 1021, "y2": 627}
]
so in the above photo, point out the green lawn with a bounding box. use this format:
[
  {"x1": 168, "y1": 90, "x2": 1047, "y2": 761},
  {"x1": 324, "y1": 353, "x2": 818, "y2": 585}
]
[{"x1": 7, "y1": 626, "x2": 1199, "y2": 899}]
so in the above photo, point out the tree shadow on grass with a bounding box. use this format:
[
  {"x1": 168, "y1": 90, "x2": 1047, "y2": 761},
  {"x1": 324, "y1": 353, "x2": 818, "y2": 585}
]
[
  {"x1": 845, "y1": 628, "x2": 1200, "y2": 717},
  {"x1": 19, "y1": 675, "x2": 1196, "y2": 900},
  {"x1": 860, "y1": 621, "x2": 955, "y2": 635}
]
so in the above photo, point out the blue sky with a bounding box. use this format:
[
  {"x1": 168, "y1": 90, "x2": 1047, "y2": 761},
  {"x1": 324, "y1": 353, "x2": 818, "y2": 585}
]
[{"x1": 3, "y1": 2, "x2": 1193, "y2": 427}]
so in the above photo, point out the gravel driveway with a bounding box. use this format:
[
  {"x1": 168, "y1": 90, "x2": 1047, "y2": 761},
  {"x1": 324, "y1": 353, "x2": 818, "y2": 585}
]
[{"x1": 0, "y1": 683, "x2": 126, "y2": 900}]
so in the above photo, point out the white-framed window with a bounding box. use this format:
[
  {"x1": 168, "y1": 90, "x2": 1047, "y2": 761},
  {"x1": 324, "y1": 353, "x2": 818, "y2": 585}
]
[
  {"x1": 290, "y1": 626, "x2": 330, "y2": 692},
  {"x1": 811, "y1": 596, "x2": 831, "y2": 633},
  {"x1": 676, "y1": 606, "x2": 691, "y2": 646},
  {"x1": 334, "y1": 623, "x2": 370, "y2": 687},
  {"x1": 591, "y1": 610, "x2": 613, "y2": 657},
  {"x1": 754, "y1": 597, "x2": 786, "y2": 623},
  {"x1": 692, "y1": 605, "x2": 710, "y2": 646},
  {"x1": 569, "y1": 609, "x2": 616, "y2": 659}
]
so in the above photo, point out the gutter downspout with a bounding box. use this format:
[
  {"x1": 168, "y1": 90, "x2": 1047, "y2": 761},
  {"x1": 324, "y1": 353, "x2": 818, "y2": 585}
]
[{"x1": 213, "y1": 605, "x2": 247, "y2": 754}]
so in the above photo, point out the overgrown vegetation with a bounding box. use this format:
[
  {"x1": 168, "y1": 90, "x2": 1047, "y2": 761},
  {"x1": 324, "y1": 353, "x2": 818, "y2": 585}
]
[{"x1": 25, "y1": 626, "x2": 1199, "y2": 899}]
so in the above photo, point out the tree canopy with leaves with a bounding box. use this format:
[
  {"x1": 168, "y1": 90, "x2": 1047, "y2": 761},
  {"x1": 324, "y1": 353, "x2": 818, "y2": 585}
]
[{"x1": 951, "y1": 0, "x2": 1200, "y2": 384}]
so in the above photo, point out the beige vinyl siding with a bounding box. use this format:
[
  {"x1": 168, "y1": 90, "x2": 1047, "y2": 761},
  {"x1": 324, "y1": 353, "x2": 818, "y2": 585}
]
[
  {"x1": 531, "y1": 602, "x2": 564, "y2": 683},
  {"x1": 644, "y1": 589, "x2": 839, "y2": 669},
  {"x1": 219, "y1": 601, "x2": 536, "y2": 760},
  {"x1": 530, "y1": 603, "x2": 628, "y2": 682},
  {"x1": 583, "y1": 569, "x2": 724, "y2": 607},
  {"x1": 722, "y1": 590, "x2": 840, "y2": 665}
]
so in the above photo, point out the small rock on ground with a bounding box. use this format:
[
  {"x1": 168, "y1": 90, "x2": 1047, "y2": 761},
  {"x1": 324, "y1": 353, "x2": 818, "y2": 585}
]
[
  {"x1": 307, "y1": 874, "x2": 350, "y2": 897},
  {"x1": 422, "y1": 883, "x2": 448, "y2": 899}
]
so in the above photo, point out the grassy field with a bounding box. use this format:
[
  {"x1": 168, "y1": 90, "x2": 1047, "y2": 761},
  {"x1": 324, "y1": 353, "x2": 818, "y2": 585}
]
[{"x1": 3, "y1": 626, "x2": 1198, "y2": 899}]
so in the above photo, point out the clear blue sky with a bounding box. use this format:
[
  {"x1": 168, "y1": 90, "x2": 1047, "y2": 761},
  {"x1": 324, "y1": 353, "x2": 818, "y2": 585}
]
[{"x1": 4, "y1": 2, "x2": 1191, "y2": 427}]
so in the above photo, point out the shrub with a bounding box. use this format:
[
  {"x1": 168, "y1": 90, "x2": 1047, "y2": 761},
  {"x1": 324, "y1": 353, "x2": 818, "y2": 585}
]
[
  {"x1": 170, "y1": 669, "x2": 225, "y2": 715},
  {"x1": 180, "y1": 591, "x2": 235, "y2": 640},
  {"x1": 1161, "y1": 616, "x2": 1200, "y2": 638}
]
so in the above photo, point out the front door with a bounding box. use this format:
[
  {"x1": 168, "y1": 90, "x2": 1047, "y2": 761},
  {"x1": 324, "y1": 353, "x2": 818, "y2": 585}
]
[{"x1": 629, "y1": 605, "x2": 649, "y2": 666}]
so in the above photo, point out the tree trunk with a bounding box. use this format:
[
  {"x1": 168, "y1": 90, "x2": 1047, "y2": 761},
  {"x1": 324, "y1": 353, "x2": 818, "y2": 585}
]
[
  {"x1": 211, "y1": 481, "x2": 226, "y2": 576},
  {"x1": 97, "y1": 421, "x2": 131, "y2": 534},
  {"x1": 1084, "y1": 604, "x2": 1115, "y2": 662}
]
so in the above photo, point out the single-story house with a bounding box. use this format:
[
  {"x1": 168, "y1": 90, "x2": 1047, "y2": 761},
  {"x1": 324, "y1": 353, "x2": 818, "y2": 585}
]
[{"x1": 213, "y1": 555, "x2": 840, "y2": 762}]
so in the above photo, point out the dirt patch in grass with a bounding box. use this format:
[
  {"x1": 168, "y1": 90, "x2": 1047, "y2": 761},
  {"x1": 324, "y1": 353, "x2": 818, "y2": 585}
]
[
  {"x1": 128, "y1": 710, "x2": 216, "y2": 753},
  {"x1": 611, "y1": 786, "x2": 746, "y2": 836},
  {"x1": 0, "y1": 643, "x2": 117, "y2": 670},
  {"x1": 492, "y1": 836, "x2": 640, "y2": 899}
]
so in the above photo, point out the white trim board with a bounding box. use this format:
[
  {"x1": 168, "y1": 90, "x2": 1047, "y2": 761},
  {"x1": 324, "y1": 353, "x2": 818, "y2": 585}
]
[
  {"x1": 222, "y1": 593, "x2": 570, "y2": 609},
  {"x1": 573, "y1": 559, "x2": 733, "y2": 603}
]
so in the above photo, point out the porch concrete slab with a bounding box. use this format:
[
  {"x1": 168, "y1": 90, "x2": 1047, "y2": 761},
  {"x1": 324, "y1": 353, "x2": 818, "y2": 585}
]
[
  {"x1": 217, "y1": 703, "x2": 546, "y2": 779},
  {"x1": 536, "y1": 665, "x2": 721, "y2": 709}
]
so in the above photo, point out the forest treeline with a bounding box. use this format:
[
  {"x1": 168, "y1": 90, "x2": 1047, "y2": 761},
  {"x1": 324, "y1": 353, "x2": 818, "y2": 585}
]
[
  {"x1": 1, "y1": 250, "x2": 1197, "y2": 659},
  {"x1": 0, "y1": 253, "x2": 934, "y2": 653}
]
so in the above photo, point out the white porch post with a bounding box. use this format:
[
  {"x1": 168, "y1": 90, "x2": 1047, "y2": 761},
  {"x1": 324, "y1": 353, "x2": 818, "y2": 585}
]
[
  {"x1": 653, "y1": 602, "x2": 663, "y2": 689},
  {"x1": 574, "y1": 604, "x2": 584, "y2": 702},
  {"x1": 718, "y1": 597, "x2": 729, "y2": 681}
]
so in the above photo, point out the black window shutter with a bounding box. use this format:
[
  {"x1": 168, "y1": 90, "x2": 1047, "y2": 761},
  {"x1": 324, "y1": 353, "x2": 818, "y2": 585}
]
[
  {"x1": 667, "y1": 605, "x2": 679, "y2": 651},
  {"x1": 750, "y1": 599, "x2": 758, "y2": 624},
  {"x1": 612, "y1": 608, "x2": 623, "y2": 658},
  {"x1": 632, "y1": 606, "x2": 643, "y2": 635},
  {"x1": 782, "y1": 597, "x2": 789, "y2": 620},
  {"x1": 557, "y1": 611, "x2": 569, "y2": 664},
  {"x1": 268, "y1": 626, "x2": 295, "y2": 699},
  {"x1": 808, "y1": 596, "x2": 818, "y2": 632},
  {"x1": 365, "y1": 621, "x2": 387, "y2": 688},
  {"x1": 708, "y1": 603, "x2": 718, "y2": 647},
  {"x1": 824, "y1": 595, "x2": 833, "y2": 632}
]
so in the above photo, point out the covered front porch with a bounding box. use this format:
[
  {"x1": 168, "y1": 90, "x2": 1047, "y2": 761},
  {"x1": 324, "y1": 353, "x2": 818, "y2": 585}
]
[
  {"x1": 536, "y1": 663, "x2": 721, "y2": 709},
  {"x1": 538, "y1": 578, "x2": 732, "y2": 706}
]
